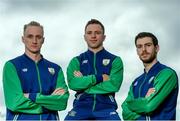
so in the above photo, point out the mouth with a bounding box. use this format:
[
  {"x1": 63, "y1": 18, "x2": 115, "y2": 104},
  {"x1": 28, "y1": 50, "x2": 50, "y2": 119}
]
[
  {"x1": 141, "y1": 53, "x2": 149, "y2": 58},
  {"x1": 31, "y1": 45, "x2": 38, "y2": 48},
  {"x1": 90, "y1": 40, "x2": 97, "y2": 43}
]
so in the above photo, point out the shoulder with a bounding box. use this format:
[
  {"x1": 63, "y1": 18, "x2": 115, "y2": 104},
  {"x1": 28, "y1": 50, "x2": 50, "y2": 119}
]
[
  {"x1": 157, "y1": 62, "x2": 178, "y2": 77},
  {"x1": 9, "y1": 55, "x2": 24, "y2": 63},
  {"x1": 103, "y1": 50, "x2": 123, "y2": 64},
  {"x1": 157, "y1": 67, "x2": 177, "y2": 78}
]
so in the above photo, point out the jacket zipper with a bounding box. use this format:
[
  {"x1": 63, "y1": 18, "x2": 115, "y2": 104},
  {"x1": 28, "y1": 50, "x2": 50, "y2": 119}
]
[
  {"x1": 139, "y1": 73, "x2": 151, "y2": 121},
  {"x1": 92, "y1": 53, "x2": 97, "y2": 111},
  {"x1": 35, "y1": 62, "x2": 42, "y2": 121},
  {"x1": 138, "y1": 73, "x2": 147, "y2": 97}
]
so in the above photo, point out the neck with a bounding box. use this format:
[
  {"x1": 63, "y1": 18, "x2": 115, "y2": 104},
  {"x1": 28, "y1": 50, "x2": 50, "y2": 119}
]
[
  {"x1": 89, "y1": 46, "x2": 103, "y2": 53},
  {"x1": 143, "y1": 59, "x2": 158, "y2": 73},
  {"x1": 25, "y1": 51, "x2": 41, "y2": 62}
]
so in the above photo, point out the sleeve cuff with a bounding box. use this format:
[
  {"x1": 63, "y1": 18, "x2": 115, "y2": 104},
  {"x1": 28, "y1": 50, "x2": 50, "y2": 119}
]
[
  {"x1": 29, "y1": 93, "x2": 37, "y2": 102},
  {"x1": 95, "y1": 75, "x2": 103, "y2": 84}
]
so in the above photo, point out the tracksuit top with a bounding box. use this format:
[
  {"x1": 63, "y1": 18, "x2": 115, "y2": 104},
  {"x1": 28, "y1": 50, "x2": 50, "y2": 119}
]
[
  {"x1": 2, "y1": 54, "x2": 69, "y2": 120},
  {"x1": 122, "y1": 62, "x2": 179, "y2": 120},
  {"x1": 67, "y1": 48, "x2": 123, "y2": 113}
]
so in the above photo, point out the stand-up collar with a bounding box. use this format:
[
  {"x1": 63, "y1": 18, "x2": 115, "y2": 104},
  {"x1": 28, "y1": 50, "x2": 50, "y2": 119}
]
[
  {"x1": 23, "y1": 53, "x2": 43, "y2": 63},
  {"x1": 87, "y1": 48, "x2": 105, "y2": 55},
  {"x1": 144, "y1": 61, "x2": 160, "y2": 74}
]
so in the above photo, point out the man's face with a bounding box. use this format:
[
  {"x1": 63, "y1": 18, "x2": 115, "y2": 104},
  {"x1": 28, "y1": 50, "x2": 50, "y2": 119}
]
[
  {"x1": 22, "y1": 26, "x2": 44, "y2": 54},
  {"x1": 84, "y1": 24, "x2": 106, "y2": 51},
  {"x1": 136, "y1": 37, "x2": 159, "y2": 63}
]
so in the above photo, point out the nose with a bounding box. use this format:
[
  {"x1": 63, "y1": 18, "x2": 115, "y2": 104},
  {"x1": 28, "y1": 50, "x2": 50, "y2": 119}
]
[
  {"x1": 142, "y1": 45, "x2": 146, "y2": 51},
  {"x1": 32, "y1": 37, "x2": 38, "y2": 43},
  {"x1": 91, "y1": 33, "x2": 96, "y2": 38}
]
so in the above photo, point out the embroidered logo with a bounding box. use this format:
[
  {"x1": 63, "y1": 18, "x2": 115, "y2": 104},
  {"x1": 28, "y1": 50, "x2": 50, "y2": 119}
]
[
  {"x1": 82, "y1": 60, "x2": 88, "y2": 64},
  {"x1": 148, "y1": 76, "x2": 155, "y2": 84},
  {"x1": 109, "y1": 95, "x2": 114, "y2": 102},
  {"x1": 68, "y1": 110, "x2": 76, "y2": 117},
  {"x1": 134, "y1": 81, "x2": 138, "y2": 86},
  {"x1": 22, "y1": 68, "x2": 28, "y2": 72},
  {"x1": 48, "y1": 67, "x2": 55, "y2": 75},
  {"x1": 110, "y1": 111, "x2": 117, "y2": 115},
  {"x1": 102, "y1": 59, "x2": 110, "y2": 66}
]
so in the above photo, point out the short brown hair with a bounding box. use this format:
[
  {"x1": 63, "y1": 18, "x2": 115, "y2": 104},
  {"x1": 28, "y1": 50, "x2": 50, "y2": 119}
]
[
  {"x1": 85, "y1": 19, "x2": 105, "y2": 34},
  {"x1": 135, "y1": 32, "x2": 158, "y2": 46},
  {"x1": 23, "y1": 21, "x2": 44, "y2": 35}
]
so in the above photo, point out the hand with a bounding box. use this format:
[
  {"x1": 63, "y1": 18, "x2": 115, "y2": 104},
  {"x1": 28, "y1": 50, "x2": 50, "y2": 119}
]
[
  {"x1": 103, "y1": 74, "x2": 109, "y2": 81},
  {"x1": 145, "y1": 88, "x2": 156, "y2": 97},
  {"x1": 74, "y1": 71, "x2": 83, "y2": 77},
  {"x1": 24, "y1": 93, "x2": 29, "y2": 98},
  {"x1": 52, "y1": 88, "x2": 65, "y2": 95}
]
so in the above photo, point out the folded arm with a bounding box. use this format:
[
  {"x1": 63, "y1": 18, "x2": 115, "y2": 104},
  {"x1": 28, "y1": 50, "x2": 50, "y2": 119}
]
[
  {"x1": 3, "y1": 62, "x2": 42, "y2": 114},
  {"x1": 85, "y1": 57, "x2": 124, "y2": 94},
  {"x1": 127, "y1": 68, "x2": 178, "y2": 114},
  {"x1": 29, "y1": 69, "x2": 69, "y2": 111},
  {"x1": 121, "y1": 85, "x2": 141, "y2": 120}
]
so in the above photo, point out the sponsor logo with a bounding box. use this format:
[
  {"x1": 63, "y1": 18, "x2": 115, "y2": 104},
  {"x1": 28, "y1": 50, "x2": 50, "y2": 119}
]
[
  {"x1": 134, "y1": 81, "x2": 138, "y2": 86},
  {"x1": 82, "y1": 60, "x2": 88, "y2": 64},
  {"x1": 22, "y1": 68, "x2": 28, "y2": 72},
  {"x1": 110, "y1": 111, "x2": 117, "y2": 115},
  {"x1": 68, "y1": 110, "x2": 76, "y2": 117}
]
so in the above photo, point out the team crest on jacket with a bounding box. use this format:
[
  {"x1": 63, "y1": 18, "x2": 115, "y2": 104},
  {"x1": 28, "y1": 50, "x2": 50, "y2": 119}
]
[
  {"x1": 48, "y1": 67, "x2": 55, "y2": 75},
  {"x1": 102, "y1": 59, "x2": 110, "y2": 66}
]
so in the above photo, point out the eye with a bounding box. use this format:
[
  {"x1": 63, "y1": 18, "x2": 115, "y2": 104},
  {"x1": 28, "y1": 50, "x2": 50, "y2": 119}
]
[
  {"x1": 36, "y1": 35, "x2": 42, "y2": 39},
  {"x1": 27, "y1": 34, "x2": 33, "y2": 39},
  {"x1": 86, "y1": 31, "x2": 92, "y2": 34},
  {"x1": 95, "y1": 31, "x2": 102, "y2": 34},
  {"x1": 146, "y1": 43, "x2": 152, "y2": 47},
  {"x1": 136, "y1": 45, "x2": 142, "y2": 49}
]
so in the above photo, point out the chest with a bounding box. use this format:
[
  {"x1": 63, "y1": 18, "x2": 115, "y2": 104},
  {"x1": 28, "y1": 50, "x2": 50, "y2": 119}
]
[
  {"x1": 133, "y1": 75, "x2": 155, "y2": 98},
  {"x1": 17, "y1": 63, "x2": 57, "y2": 94},
  {"x1": 79, "y1": 56, "x2": 113, "y2": 75}
]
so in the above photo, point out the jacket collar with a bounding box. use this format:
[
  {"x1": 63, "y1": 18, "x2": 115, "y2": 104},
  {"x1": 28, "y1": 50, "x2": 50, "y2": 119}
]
[{"x1": 23, "y1": 53, "x2": 43, "y2": 64}]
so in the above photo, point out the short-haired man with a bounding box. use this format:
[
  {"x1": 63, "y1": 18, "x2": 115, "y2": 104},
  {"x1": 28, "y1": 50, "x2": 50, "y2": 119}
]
[
  {"x1": 2, "y1": 21, "x2": 69, "y2": 120},
  {"x1": 65, "y1": 19, "x2": 124, "y2": 120},
  {"x1": 122, "y1": 32, "x2": 179, "y2": 120}
]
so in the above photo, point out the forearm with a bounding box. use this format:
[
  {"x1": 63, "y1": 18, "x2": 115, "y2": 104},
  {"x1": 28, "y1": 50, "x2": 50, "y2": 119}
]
[
  {"x1": 122, "y1": 102, "x2": 140, "y2": 120},
  {"x1": 127, "y1": 68, "x2": 178, "y2": 114},
  {"x1": 3, "y1": 61, "x2": 42, "y2": 114},
  {"x1": 86, "y1": 57, "x2": 123, "y2": 94},
  {"x1": 35, "y1": 92, "x2": 69, "y2": 111}
]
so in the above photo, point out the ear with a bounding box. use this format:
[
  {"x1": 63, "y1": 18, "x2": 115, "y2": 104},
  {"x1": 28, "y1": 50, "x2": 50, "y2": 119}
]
[
  {"x1": 103, "y1": 35, "x2": 106, "y2": 41},
  {"x1": 84, "y1": 35, "x2": 87, "y2": 42},
  {"x1": 22, "y1": 36, "x2": 25, "y2": 44},
  {"x1": 155, "y1": 45, "x2": 159, "y2": 53},
  {"x1": 136, "y1": 48, "x2": 140, "y2": 56},
  {"x1": 42, "y1": 37, "x2": 45, "y2": 44}
]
